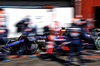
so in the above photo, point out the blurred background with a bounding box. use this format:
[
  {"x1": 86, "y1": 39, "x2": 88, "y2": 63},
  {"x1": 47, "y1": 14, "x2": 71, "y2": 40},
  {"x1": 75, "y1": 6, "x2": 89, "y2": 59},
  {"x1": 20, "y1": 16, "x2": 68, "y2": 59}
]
[
  {"x1": 0, "y1": 0, "x2": 99, "y2": 38},
  {"x1": 0, "y1": 0, "x2": 74, "y2": 38}
]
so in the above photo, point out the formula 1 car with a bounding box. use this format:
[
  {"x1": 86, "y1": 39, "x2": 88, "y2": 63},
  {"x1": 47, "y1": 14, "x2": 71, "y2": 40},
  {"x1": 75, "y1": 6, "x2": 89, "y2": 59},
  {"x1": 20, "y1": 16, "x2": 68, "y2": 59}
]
[
  {"x1": 2, "y1": 27, "x2": 99, "y2": 56},
  {"x1": 2, "y1": 33, "x2": 47, "y2": 55}
]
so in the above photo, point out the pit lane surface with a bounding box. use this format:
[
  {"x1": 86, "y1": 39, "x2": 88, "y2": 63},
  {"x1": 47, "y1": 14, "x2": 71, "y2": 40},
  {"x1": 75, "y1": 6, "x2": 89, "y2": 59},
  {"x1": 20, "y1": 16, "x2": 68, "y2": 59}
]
[{"x1": 0, "y1": 50, "x2": 100, "y2": 66}]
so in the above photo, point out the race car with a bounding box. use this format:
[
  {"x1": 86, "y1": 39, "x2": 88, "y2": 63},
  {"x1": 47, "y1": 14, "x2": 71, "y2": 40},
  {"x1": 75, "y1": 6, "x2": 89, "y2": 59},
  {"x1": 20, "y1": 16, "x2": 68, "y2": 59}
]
[
  {"x1": 2, "y1": 27, "x2": 99, "y2": 56},
  {"x1": 3, "y1": 34, "x2": 47, "y2": 55}
]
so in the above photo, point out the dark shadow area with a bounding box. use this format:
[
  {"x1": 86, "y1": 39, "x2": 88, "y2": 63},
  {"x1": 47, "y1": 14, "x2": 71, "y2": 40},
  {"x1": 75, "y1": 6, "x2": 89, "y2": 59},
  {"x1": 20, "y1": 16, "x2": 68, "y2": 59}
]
[
  {"x1": 38, "y1": 54, "x2": 97, "y2": 66},
  {"x1": 95, "y1": 7, "x2": 100, "y2": 28},
  {"x1": 0, "y1": 0, "x2": 71, "y2": 7},
  {"x1": 83, "y1": 59, "x2": 97, "y2": 63}
]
